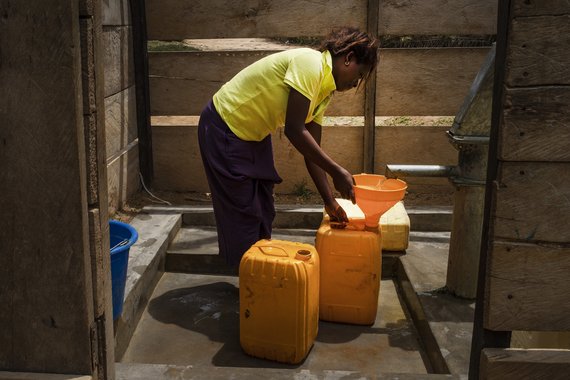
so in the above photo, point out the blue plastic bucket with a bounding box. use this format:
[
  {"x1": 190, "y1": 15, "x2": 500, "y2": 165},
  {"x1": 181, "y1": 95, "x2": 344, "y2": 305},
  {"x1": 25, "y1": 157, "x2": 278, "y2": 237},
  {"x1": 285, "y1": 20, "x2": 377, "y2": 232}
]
[{"x1": 109, "y1": 220, "x2": 138, "y2": 320}]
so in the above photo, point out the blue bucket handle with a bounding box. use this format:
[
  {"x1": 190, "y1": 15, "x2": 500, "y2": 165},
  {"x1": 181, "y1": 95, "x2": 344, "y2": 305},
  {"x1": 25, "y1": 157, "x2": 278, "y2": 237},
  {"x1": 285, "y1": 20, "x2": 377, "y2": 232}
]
[{"x1": 109, "y1": 220, "x2": 138, "y2": 255}]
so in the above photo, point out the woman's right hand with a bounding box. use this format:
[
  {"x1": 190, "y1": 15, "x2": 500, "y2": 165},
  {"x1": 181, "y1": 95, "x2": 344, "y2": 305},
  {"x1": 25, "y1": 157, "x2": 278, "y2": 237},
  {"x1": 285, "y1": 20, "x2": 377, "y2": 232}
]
[
  {"x1": 325, "y1": 199, "x2": 349, "y2": 228},
  {"x1": 332, "y1": 166, "x2": 355, "y2": 203}
]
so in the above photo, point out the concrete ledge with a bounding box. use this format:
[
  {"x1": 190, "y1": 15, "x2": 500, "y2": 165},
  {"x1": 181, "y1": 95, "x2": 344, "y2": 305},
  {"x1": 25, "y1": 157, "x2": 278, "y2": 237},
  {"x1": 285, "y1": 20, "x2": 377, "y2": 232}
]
[
  {"x1": 174, "y1": 204, "x2": 324, "y2": 229},
  {"x1": 113, "y1": 209, "x2": 182, "y2": 360},
  {"x1": 397, "y1": 240, "x2": 474, "y2": 376},
  {"x1": 0, "y1": 373, "x2": 90, "y2": 380},
  {"x1": 409, "y1": 231, "x2": 451, "y2": 243},
  {"x1": 164, "y1": 224, "x2": 402, "y2": 278},
  {"x1": 407, "y1": 206, "x2": 453, "y2": 232},
  {"x1": 115, "y1": 363, "x2": 465, "y2": 380},
  {"x1": 146, "y1": 203, "x2": 452, "y2": 233}
]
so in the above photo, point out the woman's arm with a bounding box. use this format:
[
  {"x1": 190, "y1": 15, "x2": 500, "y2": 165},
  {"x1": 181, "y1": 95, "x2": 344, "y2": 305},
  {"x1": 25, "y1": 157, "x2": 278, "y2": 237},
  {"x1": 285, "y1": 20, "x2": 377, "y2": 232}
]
[
  {"x1": 303, "y1": 121, "x2": 333, "y2": 205},
  {"x1": 284, "y1": 88, "x2": 355, "y2": 203},
  {"x1": 304, "y1": 121, "x2": 349, "y2": 223}
]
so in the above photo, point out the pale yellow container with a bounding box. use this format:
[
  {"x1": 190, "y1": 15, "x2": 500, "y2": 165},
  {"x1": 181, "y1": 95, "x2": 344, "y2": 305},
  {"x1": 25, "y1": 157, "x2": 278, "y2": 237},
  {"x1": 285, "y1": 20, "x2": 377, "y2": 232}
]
[
  {"x1": 239, "y1": 239, "x2": 319, "y2": 364},
  {"x1": 316, "y1": 200, "x2": 382, "y2": 325},
  {"x1": 380, "y1": 201, "x2": 410, "y2": 251}
]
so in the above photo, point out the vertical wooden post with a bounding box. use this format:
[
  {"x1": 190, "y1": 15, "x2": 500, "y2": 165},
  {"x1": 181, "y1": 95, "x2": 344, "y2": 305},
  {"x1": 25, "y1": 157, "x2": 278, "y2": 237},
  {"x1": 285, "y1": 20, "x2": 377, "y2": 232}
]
[
  {"x1": 469, "y1": 0, "x2": 513, "y2": 378},
  {"x1": 130, "y1": 0, "x2": 154, "y2": 184},
  {"x1": 80, "y1": 0, "x2": 115, "y2": 378},
  {"x1": 0, "y1": 0, "x2": 99, "y2": 375},
  {"x1": 364, "y1": 0, "x2": 380, "y2": 173}
]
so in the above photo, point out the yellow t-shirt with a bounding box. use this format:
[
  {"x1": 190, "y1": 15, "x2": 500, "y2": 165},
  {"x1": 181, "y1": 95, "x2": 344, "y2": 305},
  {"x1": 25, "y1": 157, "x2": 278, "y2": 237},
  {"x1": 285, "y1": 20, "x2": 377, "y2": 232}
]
[{"x1": 212, "y1": 48, "x2": 336, "y2": 142}]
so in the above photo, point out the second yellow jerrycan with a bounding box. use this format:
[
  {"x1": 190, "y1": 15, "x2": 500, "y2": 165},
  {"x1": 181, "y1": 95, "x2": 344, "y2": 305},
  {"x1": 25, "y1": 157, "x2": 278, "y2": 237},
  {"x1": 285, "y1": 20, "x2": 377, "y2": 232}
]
[
  {"x1": 239, "y1": 239, "x2": 319, "y2": 364},
  {"x1": 316, "y1": 199, "x2": 381, "y2": 325}
]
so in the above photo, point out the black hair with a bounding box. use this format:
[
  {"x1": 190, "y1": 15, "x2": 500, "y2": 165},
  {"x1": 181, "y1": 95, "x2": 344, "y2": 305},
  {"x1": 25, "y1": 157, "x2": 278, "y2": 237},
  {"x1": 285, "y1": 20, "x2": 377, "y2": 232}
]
[{"x1": 320, "y1": 26, "x2": 379, "y2": 80}]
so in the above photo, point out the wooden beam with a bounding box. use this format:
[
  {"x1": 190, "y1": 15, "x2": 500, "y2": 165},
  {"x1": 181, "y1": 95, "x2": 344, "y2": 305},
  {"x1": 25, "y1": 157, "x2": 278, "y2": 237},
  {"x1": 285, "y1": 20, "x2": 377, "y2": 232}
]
[
  {"x1": 130, "y1": 0, "x2": 153, "y2": 184},
  {"x1": 0, "y1": 0, "x2": 95, "y2": 373},
  {"x1": 493, "y1": 162, "x2": 570, "y2": 243},
  {"x1": 107, "y1": 142, "x2": 140, "y2": 215},
  {"x1": 364, "y1": 0, "x2": 379, "y2": 173},
  {"x1": 102, "y1": 26, "x2": 134, "y2": 98},
  {"x1": 469, "y1": 1, "x2": 513, "y2": 378},
  {"x1": 104, "y1": 86, "x2": 138, "y2": 159},
  {"x1": 81, "y1": 2, "x2": 115, "y2": 378},
  {"x1": 148, "y1": 47, "x2": 489, "y2": 117},
  {"x1": 374, "y1": 125, "x2": 457, "y2": 168},
  {"x1": 145, "y1": 0, "x2": 366, "y2": 40},
  {"x1": 485, "y1": 241, "x2": 570, "y2": 331},
  {"x1": 379, "y1": 0, "x2": 498, "y2": 35},
  {"x1": 500, "y1": 86, "x2": 570, "y2": 162},
  {"x1": 505, "y1": 14, "x2": 570, "y2": 87},
  {"x1": 148, "y1": 50, "x2": 363, "y2": 116},
  {"x1": 376, "y1": 47, "x2": 490, "y2": 116},
  {"x1": 481, "y1": 348, "x2": 570, "y2": 380}
]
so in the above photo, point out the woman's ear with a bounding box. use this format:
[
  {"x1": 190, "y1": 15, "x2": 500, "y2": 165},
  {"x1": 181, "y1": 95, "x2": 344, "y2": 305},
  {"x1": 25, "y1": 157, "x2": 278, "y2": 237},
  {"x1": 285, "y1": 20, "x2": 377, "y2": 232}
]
[{"x1": 345, "y1": 51, "x2": 355, "y2": 64}]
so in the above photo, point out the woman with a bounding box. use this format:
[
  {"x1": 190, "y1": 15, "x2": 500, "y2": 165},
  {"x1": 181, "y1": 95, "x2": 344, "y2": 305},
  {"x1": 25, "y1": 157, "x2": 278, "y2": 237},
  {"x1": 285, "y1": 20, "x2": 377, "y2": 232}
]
[{"x1": 198, "y1": 27, "x2": 379, "y2": 266}]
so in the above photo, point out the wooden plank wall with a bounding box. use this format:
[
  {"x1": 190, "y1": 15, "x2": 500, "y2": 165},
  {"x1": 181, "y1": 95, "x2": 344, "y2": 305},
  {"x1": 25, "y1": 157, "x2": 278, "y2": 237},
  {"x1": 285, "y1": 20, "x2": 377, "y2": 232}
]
[
  {"x1": 147, "y1": 0, "x2": 497, "y2": 39},
  {"x1": 146, "y1": 0, "x2": 367, "y2": 40},
  {"x1": 103, "y1": 0, "x2": 141, "y2": 214},
  {"x1": 379, "y1": 0, "x2": 497, "y2": 35},
  {"x1": 81, "y1": 1, "x2": 116, "y2": 378},
  {"x1": 151, "y1": 117, "x2": 457, "y2": 194},
  {"x1": 145, "y1": 0, "x2": 498, "y2": 117},
  {"x1": 481, "y1": 348, "x2": 570, "y2": 380},
  {"x1": 484, "y1": 1, "x2": 570, "y2": 332},
  {"x1": 149, "y1": 47, "x2": 489, "y2": 117},
  {"x1": 0, "y1": 0, "x2": 96, "y2": 374},
  {"x1": 145, "y1": 0, "x2": 497, "y2": 194},
  {"x1": 477, "y1": 1, "x2": 570, "y2": 378}
]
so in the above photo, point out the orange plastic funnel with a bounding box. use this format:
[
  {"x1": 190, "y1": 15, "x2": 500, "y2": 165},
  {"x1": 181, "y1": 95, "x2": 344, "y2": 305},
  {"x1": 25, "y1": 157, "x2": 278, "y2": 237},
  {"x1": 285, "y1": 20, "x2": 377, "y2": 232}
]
[{"x1": 353, "y1": 174, "x2": 407, "y2": 228}]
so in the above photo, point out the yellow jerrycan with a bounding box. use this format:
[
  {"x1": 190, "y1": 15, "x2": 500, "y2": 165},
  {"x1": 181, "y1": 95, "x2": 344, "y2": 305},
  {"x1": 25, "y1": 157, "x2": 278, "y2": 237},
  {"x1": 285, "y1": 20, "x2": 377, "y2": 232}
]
[
  {"x1": 317, "y1": 174, "x2": 407, "y2": 325},
  {"x1": 239, "y1": 239, "x2": 319, "y2": 364},
  {"x1": 316, "y1": 199, "x2": 381, "y2": 325}
]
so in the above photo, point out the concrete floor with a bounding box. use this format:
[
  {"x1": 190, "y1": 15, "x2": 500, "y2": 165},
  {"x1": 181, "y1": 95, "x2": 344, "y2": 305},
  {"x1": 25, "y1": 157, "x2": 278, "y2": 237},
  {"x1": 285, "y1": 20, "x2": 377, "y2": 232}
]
[
  {"x1": 121, "y1": 272, "x2": 429, "y2": 376},
  {"x1": 117, "y1": 205, "x2": 473, "y2": 379}
]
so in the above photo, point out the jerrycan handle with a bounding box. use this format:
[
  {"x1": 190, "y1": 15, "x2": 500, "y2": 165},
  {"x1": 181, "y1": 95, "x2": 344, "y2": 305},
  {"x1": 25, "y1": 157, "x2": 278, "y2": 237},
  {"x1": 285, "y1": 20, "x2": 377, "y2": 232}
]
[
  {"x1": 330, "y1": 221, "x2": 365, "y2": 231},
  {"x1": 258, "y1": 245, "x2": 288, "y2": 257}
]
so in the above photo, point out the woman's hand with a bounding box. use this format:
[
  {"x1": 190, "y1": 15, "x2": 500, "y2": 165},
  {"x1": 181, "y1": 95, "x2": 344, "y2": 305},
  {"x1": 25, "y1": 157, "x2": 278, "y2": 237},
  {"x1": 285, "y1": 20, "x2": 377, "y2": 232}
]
[
  {"x1": 325, "y1": 199, "x2": 349, "y2": 228},
  {"x1": 332, "y1": 166, "x2": 356, "y2": 203}
]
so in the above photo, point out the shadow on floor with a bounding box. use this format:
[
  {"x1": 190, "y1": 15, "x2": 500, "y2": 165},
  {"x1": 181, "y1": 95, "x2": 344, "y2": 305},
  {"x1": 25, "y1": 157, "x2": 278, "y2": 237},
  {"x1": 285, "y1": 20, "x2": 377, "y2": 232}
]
[
  {"x1": 147, "y1": 282, "x2": 301, "y2": 368},
  {"x1": 147, "y1": 280, "x2": 422, "y2": 369}
]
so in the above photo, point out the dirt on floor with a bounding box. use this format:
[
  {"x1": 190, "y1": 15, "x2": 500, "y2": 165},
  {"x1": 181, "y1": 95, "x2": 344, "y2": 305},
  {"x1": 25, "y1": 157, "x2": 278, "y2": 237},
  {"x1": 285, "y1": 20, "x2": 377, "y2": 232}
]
[{"x1": 114, "y1": 188, "x2": 453, "y2": 224}]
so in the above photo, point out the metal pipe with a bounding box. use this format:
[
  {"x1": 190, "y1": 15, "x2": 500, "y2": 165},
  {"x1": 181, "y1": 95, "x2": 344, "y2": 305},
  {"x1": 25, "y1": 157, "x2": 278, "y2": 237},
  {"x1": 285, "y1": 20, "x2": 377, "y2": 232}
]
[{"x1": 385, "y1": 164, "x2": 458, "y2": 179}]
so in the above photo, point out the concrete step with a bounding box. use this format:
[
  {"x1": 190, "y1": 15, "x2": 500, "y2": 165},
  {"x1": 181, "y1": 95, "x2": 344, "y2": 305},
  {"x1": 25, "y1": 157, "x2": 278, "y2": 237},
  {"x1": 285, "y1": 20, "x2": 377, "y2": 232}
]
[
  {"x1": 407, "y1": 206, "x2": 453, "y2": 232},
  {"x1": 143, "y1": 203, "x2": 453, "y2": 232},
  {"x1": 165, "y1": 225, "x2": 402, "y2": 277},
  {"x1": 409, "y1": 231, "x2": 451, "y2": 243},
  {"x1": 165, "y1": 226, "x2": 316, "y2": 275}
]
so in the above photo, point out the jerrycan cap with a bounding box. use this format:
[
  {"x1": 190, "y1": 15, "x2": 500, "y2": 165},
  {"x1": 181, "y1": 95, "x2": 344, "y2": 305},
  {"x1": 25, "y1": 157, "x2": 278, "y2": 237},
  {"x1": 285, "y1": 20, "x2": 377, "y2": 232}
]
[{"x1": 295, "y1": 249, "x2": 312, "y2": 261}]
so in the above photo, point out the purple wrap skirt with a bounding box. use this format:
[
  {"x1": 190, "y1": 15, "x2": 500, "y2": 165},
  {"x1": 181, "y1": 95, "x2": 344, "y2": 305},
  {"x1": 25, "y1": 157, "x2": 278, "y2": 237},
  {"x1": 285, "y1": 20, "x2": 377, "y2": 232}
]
[{"x1": 197, "y1": 100, "x2": 283, "y2": 266}]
